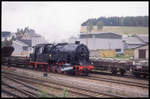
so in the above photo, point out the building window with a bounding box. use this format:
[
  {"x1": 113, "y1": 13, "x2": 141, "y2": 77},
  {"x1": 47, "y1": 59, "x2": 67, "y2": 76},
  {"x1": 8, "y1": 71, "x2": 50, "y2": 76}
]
[
  {"x1": 116, "y1": 49, "x2": 121, "y2": 52},
  {"x1": 23, "y1": 46, "x2": 28, "y2": 51},
  {"x1": 139, "y1": 49, "x2": 146, "y2": 59}
]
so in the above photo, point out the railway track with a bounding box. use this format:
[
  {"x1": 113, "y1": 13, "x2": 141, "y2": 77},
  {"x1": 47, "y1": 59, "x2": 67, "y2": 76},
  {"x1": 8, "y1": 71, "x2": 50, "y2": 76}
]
[
  {"x1": 2, "y1": 70, "x2": 125, "y2": 98},
  {"x1": 3, "y1": 64, "x2": 148, "y2": 89},
  {"x1": 1, "y1": 89, "x2": 19, "y2": 98},
  {"x1": 2, "y1": 72, "x2": 91, "y2": 97},
  {"x1": 2, "y1": 72, "x2": 87, "y2": 97},
  {"x1": 2, "y1": 64, "x2": 148, "y2": 88},
  {"x1": 2, "y1": 56, "x2": 149, "y2": 80},
  {"x1": 1, "y1": 77, "x2": 37, "y2": 98},
  {"x1": 86, "y1": 74, "x2": 148, "y2": 89},
  {"x1": 91, "y1": 70, "x2": 149, "y2": 80}
]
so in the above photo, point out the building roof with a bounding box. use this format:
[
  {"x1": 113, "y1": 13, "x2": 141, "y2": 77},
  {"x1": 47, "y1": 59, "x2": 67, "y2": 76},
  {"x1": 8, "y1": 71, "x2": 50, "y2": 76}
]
[
  {"x1": 20, "y1": 32, "x2": 42, "y2": 40},
  {"x1": 133, "y1": 43, "x2": 149, "y2": 49},
  {"x1": 123, "y1": 36, "x2": 145, "y2": 45},
  {"x1": 1, "y1": 31, "x2": 11, "y2": 37},
  {"x1": 135, "y1": 35, "x2": 149, "y2": 43},
  {"x1": 13, "y1": 40, "x2": 28, "y2": 46},
  {"x1": 80, "y1": 32, "x2": 122, "y2": 39},
  {"x1": 26, "y1": 32, "x2": 41, "y2": 37},
  {"x1": 123, "y1": 34, "x2": 148, "y2": 45}
]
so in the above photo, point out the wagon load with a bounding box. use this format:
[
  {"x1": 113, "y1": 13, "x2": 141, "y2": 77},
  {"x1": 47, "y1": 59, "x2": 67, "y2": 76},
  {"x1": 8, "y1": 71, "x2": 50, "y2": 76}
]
[{"x1": 2, "y1": 46, "x2": 14, "y2": 57}]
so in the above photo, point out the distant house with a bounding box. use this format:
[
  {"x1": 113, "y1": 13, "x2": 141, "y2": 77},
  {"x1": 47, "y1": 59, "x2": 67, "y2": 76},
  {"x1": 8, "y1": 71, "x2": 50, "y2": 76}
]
[
  {"x1": 12, "y1": 40, "x2": 32, "y2": 56},
  {"x1": 123, "y1": 35, "x2": 148, "y2": 49},
  {"x1": 13, "y1": 32, "x2": 47, "y2": 56},
  {"x1": 1, "y1": 31, "x2": 13, "y2": 41},
  {"x1": 123, "y1": 34, "x2": 148, "y2": 57},
  {"x1": 21, "y1": 32, "x2": 48, "y2": 46},
  {"x1": 69, "y1": 32, "x2": 123, "y2": 58},
  {"x1": 16, "y1": 32, "x2": 24, "y2": 40},
  {"x1": 31, "y1": 34, "x2": 48, "y2": 46},
  {"x1": 133, "y1": 44, "x2": 149, "y2": 60}
]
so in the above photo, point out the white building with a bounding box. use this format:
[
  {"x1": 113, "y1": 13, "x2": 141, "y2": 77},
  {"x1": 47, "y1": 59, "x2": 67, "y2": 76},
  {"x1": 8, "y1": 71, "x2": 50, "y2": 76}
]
[
  {"x1": 69, "y1": 32, "x2": 124, "y2": 53},
  {"x1": 1, "y1": 31, "x2": 14, "y2": 41},
  {"x1": 12, "y1": 40, "x2": 32, "y2": 56}
]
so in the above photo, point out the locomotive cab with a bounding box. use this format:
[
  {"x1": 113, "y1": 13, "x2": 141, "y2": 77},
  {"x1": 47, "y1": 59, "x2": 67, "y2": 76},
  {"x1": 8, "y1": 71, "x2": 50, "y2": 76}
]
[{"x1": 30, "y1": 44, "x2": 54, "y2": 62}]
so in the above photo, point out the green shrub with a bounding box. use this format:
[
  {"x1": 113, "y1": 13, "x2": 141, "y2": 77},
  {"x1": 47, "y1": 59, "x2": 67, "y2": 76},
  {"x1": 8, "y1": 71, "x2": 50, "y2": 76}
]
[{"x1": 38, "y1": 87, "x2": 68, "y2": 98}]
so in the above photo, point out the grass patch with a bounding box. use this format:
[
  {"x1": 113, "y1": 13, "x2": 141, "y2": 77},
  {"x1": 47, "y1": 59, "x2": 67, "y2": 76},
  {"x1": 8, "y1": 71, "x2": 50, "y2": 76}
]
[
  {"x1": 61, "y1": 88, "x2": 68, "y2": 97},
  {"x1": 115, "y1": 54, "x2": 132, "y2": 59},
  {"x1": 101, "y1": 26, "x2": 148, "y2": 35},
  {"x1": 38, "y1": 86, "x2": 69, "y2": 98},
  {"x1": 2, "y1": 68, "x2": 15, "y2": 73}
]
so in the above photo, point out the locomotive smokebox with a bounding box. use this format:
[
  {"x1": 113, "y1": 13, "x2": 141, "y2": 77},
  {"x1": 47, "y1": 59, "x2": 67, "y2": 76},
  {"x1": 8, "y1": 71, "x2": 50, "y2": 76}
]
[{"x1": 75, "y1": 41, "x2": 80, "y2": 44}]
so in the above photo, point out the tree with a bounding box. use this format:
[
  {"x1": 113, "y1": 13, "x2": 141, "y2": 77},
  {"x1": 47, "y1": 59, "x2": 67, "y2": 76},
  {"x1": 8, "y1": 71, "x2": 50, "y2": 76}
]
[
  {"x1": 11, "y1": 35, "x2": 16, "y2": 41},
  {"x1": 87, "y1": 20, "x2": 93, "y2": 33},
  {"x1": 81, "y1": 16, "x2": 148, "y2": 27},
  {"x1": 2, "y1": 39, "x2": 12, "y2": 47},
  {"x1": 96, "y1": 21, "x2": 104, "y2": 31}
]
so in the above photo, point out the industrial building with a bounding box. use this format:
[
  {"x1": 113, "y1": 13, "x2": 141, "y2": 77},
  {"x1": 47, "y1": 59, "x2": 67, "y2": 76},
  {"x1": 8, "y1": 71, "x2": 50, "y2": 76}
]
[{"x1": 69, "y1": 32, "x2": 124, "y2": 58}]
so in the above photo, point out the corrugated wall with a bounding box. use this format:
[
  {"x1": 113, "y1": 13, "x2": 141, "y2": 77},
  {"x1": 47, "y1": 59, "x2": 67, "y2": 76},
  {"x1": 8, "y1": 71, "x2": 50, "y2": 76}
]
[{"x1": 69, "y1": 38, "x2": 124, "y2": 53}]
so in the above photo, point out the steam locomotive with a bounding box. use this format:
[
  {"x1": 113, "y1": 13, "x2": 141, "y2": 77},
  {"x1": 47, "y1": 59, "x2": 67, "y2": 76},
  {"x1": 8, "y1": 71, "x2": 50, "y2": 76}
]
[
  {"x1": 2, "y1": 42, "x2": 94, "y2": 76},
  {"x1": 29, "y1": 41, "x2": 94, "y2": 76}
]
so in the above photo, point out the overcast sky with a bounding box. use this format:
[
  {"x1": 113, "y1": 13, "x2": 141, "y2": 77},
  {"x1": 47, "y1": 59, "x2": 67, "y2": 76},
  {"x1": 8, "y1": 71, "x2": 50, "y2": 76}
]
[{"x1": 2, "y1": 1, "x2": 148, "y2": 43}]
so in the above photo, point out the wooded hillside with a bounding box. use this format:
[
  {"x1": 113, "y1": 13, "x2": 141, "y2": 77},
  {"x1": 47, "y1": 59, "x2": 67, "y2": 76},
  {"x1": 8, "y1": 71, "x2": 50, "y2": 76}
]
[{"x1": 81, "y1": 16, "x2": 148, "y2": 27}]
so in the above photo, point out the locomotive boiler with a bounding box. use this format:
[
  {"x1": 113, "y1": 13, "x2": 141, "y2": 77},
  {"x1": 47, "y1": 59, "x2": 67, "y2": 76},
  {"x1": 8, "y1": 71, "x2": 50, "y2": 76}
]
[{"x1": 29, "y1": 41, "x2": 94, "y2": 76}]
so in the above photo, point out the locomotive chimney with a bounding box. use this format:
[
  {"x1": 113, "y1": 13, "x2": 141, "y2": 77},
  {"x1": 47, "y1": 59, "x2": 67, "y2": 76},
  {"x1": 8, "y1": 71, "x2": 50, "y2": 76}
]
[{"x1": 75, "y1": 41, "x2": 80, "y2": 44}]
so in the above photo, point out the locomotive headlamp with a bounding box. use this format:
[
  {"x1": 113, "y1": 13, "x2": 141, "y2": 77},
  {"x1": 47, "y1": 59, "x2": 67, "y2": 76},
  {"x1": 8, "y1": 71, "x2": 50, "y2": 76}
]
[{"x1": 49, "y1": 54, "x2": 51, "y2": 57}]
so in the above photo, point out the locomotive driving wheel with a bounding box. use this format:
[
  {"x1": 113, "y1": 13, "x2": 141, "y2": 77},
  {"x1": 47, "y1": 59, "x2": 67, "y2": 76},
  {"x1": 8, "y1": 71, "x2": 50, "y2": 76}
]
[
  {"x1": 51, "y1": 66, "x2": 56, "y2": 73},
  {"x1": 111, "y1": 67, "x2": 118, "y2": 75},
  {"x1": 57, "y1": 67, "x2": 62, "y2": 74},
  {"x1": 74, "y1": 69, "x2": 80, "y2": 76},
  {"x1": 81, "y1": 68, "x2": 89, "y2": 76},
  {"x1": 63, "y1": 71, "x2": 67, "y2": 75},
  {"x1": 111, "y1": 70, "x2": 117, "y2": 75}
]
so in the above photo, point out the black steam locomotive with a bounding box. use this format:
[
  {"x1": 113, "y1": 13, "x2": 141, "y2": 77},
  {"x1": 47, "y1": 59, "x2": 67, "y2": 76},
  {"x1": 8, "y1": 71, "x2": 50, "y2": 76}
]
[{"x1": 29, "y1": 41, "x2": 94, "y2": 76}]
